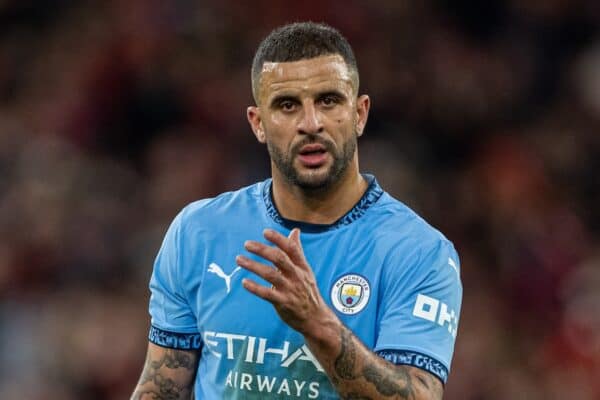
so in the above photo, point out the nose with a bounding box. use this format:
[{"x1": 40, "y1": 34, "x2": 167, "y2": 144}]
[{"x1": 297, "y1": 102, "x2": 324, "y2": 135}]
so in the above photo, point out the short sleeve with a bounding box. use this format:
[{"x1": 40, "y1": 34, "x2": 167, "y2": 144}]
[
  {"x1": 148, "y1": 211, "x2": 202, "y2": 350},
  {"x1": 375, "y1": 239, "x2": 462, "y2": 384}
]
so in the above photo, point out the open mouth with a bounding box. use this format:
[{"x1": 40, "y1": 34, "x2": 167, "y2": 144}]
[
  {"x1": 298, "y1": 144, "x2": 327, "y2": 156},
  {"x1": 297, "y1": 144, "x2": 328, "y2": 166}
]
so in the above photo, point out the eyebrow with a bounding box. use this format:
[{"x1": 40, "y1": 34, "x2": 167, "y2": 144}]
[
  {"x1": 317, "y1": 90, "x2": 348, "y2": 101},
  {"x1": 269, "y1": 94, "x2": 299, "y2": 108}
]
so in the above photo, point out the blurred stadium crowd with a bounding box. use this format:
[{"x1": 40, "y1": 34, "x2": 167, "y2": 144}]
[{"x1": 0, "y1": 1, "x2": 599, "y2": 399}]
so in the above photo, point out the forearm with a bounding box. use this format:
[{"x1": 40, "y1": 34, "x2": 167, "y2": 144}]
[
  {"x1": 303, "y1": 312, "x2": 442, "y2": 400},
  {"x1": 132, "y1": 375, "x2": 194, "y2": 400},
  {"x1": 131, "y1": 344, "x2": 198, "y2": 400}
]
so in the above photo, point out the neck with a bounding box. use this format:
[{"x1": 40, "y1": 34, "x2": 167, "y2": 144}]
[{"x1": 270, "y1": 163, "x2": 368, "y2": 225}]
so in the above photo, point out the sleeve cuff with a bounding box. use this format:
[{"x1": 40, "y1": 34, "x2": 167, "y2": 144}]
[
  {"x1": 148, "y1": 325, "x2": 203, "y2": 350},
  {"x1": 375, "y1": 349, "x2": 449, "y2": 384}
]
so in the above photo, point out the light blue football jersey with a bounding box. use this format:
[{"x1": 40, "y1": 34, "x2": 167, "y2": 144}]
[{"x1": 148, "y1": 175, "x2": 462, "y2": 399}]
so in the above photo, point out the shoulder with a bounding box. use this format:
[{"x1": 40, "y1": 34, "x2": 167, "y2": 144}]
[
  {"x1": 175, "y1": 180, "x2": 266, "y2": 232},
  {"x1": 371, "y1": 191, "x2": 453, "y2": 250},
  {"x1": 369, "y1": 191, "x2": 459, "y2": 279}
]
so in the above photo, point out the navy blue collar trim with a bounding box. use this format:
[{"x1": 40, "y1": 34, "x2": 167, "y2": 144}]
[{"x1": 262, "y1": 174, "x2": 384, "y2": 233}]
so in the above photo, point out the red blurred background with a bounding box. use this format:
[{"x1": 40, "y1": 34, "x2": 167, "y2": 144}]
[{"x1": 0, "y1": 1, "x2": 599, "y2": 399}]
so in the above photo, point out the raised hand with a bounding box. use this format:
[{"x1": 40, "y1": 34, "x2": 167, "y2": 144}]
[
  {"x1": 236, "y1": 228, "x2": 444, "y2": 400},
  {"x1": 236, "y1": 228, "x2": 333, "y2": 334}
]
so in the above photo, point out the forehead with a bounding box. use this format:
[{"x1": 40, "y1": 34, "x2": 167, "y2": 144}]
[{"x1": 259, "y1": 55, "x2": 355, "y2": 101}]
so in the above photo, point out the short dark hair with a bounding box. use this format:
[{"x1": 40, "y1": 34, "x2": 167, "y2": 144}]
[{"x1": 251, "y1": 22, "x2": 359, "y2": 102}]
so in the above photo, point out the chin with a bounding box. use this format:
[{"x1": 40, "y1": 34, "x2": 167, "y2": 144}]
[{"x1": 293, "y1": 168, "x2": 338, "y2": 190}]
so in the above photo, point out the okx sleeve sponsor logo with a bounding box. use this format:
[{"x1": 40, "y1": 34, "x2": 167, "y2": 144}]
[{"x1": 412, "y1": 294, "x2": 459, "y2": 338}]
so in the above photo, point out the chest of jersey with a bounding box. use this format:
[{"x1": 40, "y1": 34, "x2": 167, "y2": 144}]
[{"x1": 187, "y1": 225, "x2": 385, "y2": 399}]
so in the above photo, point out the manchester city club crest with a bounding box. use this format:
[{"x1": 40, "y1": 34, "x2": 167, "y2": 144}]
[{"x1": 330, "y1": 274, "x2": 371, "y2": 315}]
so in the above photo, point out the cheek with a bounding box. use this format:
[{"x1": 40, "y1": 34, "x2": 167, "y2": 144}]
[
  {"x1": 269, "y1": 111, "x2": 300, "y2": 130},
  {"x1": 263, "y1": 120, "x2": 292, "y2": 149},
  {"x1": 330, "y1": 109, "x2": 355, "y2": 131},
  {"x1": 266, "y1": 113, "x2": 298, "y2": 136},
  {"x1": 331, "y1": 107, "x2": 353, "y2": 125}
]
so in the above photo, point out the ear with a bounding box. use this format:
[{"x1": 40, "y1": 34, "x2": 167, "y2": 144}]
[
  {"x1": 355, "y1": 95, "x2": 370, "y2": 137},
  {"x1": 247, "y1": 106, "x2": 266, "y2": 143}
]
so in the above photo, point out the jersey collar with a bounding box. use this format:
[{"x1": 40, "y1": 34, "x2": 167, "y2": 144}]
[{"x1": 262, "y1": 174, "x2": 384, "y2": 233}]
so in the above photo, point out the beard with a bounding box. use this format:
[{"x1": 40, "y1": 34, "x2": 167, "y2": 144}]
[{"x1": 267, "y1": 133, "x2": 358, "y2": 190}]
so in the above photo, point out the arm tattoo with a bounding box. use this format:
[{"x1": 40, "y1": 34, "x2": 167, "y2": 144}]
[
  {"x1": 334, "y1": 327, "x2": 443, "y2": 400},
  {"x1": 148, "y1": 349, "x2": 195, "y2": 371},
  {"x1": 363, "y1": 363, "x2": 415, "y2": 399},
  {"x1": 132, "y1": 349, "x2": 197, "y2": 400},
  {"x1": 334, "y1": 328, "x2": 358, "y2": 379}
]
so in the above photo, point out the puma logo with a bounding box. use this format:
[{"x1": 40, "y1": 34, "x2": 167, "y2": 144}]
[
  {"x1": 448, "y1": 258, "x2": 459, "y2": 277},
  {"x1": 207, "y1": 263, "x2": 241, "y2": 294}
]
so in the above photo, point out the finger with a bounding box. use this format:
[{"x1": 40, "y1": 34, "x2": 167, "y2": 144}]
[
  {"x1": 242, "y1": 278, "x2": 285, "y2": 303},
  {"x1": 244, "y1": 240, "x2": 294, "y2": 274},
  {"x1": 263, "y1": 229, "x2": 294, "y2": 254},
  {"x1": 264, "y1": 228, "x2": 307, "y2": 268},
  {"x1": 286, "y1": 228, "x2": 308, "y2": 268},
  {"x1": 236, "y1": 255, "x2": 285, "y2": 287},
  {"x1": 288, "y1": 228, "x2": 306, "y2": 261},
  {"x1": 288, "y1": 228, "x2": 298, "y2": 241}
]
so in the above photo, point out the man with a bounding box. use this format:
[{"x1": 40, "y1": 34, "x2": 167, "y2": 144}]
[{"x1": 132, "y1": 22, "x2": 462, "y2": 400}]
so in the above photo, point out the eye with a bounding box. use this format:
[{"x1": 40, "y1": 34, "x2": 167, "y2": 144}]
[
  {"x1": 279, "y1": 100, "x2": 297, "y2": 112},
  {"x1": 320, "y1": 95, "x2": 340, "y2": 108}
]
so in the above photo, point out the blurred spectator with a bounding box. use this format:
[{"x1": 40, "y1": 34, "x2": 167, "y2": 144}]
[{"x1": 0, "y1": 1, "x2": 599, "y2": 398}]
